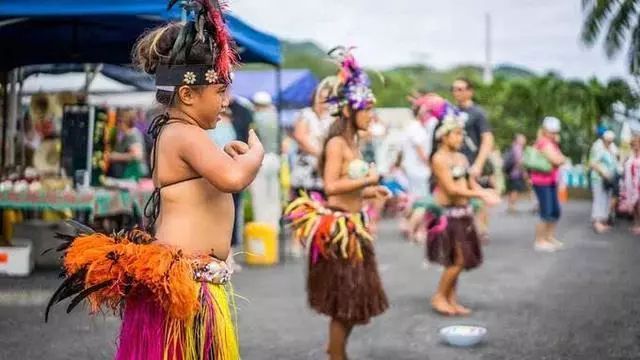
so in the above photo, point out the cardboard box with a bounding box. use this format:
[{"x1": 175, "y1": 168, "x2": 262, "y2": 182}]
[{"x1": 0, "y1": 238, "x2": 34, "y2": 276}]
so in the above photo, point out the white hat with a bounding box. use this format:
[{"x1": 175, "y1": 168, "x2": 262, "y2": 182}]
[
  {"x1": 542, "y1": 116, "x2": 561, "y2": 133},
  {"x1": 603, "y1": 130, "x2": 615, "y2": 141},
  {"x1": 252, "y1": 91, "x2": 272, "y2": 106}
]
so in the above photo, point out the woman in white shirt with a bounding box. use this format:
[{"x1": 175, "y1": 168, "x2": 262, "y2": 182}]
[{"x1": 290, "y1": 78, "x2": 338, "y2": 197}]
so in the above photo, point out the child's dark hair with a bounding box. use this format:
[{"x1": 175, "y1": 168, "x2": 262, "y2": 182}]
[
  {"x1": 394, "y1": 152, "x2": 403, "y2": 168},
  {"x1": 455, "y1": 77, "x2": 474, "y2": 91},
  {"x1": 132, "y1": 22, "x2": 215, "y2": 106},
  {"x1": 429, "y1": 120, "x2": 444, "y2": 162}
]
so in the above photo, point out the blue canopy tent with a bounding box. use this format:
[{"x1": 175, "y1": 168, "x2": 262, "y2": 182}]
[
  {"x1": 0, "y1": 0, "x2": 281, "y2": 69},
  {"x1": 232, "y1": 70, "x2": 318, "y2": 109},
  {"x1": 0, "y1": 0, "x2": 283, "y2": 168}
]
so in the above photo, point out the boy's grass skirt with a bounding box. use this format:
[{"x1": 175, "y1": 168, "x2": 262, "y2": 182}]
[
  {"x1": 45, "y1": 223, "x2": 239, "y2": 360},
  {"x1": 284, "y1": 194, "x2": 388, "y2": 325},
  {"x1": 117, "y1": 283, "x2": 238, "y2": 360}
]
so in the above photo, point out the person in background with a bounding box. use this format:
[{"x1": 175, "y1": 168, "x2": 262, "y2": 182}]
[
  {"x1": 452, "y1": 78, "x2": 494, "y2": 242},
  {"x1": 621, "y1": 135, "x2": 640, "y2": 234},
  {"x1": 107, "y1": 110, "x2": 147, "y2": 181},
  {"x1": 401, "y1": 97, "x2": 433, "y2": 243},
  {"x1": 288, "y1": 79, "x2": 337, "y2": 256},
  {"x1": 208, "y1": 108, "x2": 237, "y2": 147},
  {"x1": 530, "y1": 117, "x2": 566, "y2": 252},
  {"x1": 504, "y1": 134, "x2": 528, "y2": 213},
  {"x1": 589, "y1": 130, "x2": 618, "y2": 234},
  {"x1": 290, "y1": 79, "x2": 337, "y2": 197},
  {"x1": 229, "y1": 98, "x2": 254, "y2": 257},
  {"x1": 250, "y1": 91, "x2": 281, "y2": 231}
]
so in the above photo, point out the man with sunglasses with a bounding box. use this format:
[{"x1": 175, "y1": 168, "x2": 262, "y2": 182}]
[
  {"x1": 451, "y1": 78, "x2": 494, "y2": 179},
  {"x1": 452, "y1": 78, "x2": 495, "y2": 243}
]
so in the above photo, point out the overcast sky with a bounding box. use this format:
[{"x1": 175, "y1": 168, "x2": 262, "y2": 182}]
[{"x1": 231, "y1": 0, "x2": 629, "y2": 81}]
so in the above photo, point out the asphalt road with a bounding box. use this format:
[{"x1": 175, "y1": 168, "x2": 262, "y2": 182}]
[{"x1": 1, "y1": 200, "x2": 638, "y2": 360}]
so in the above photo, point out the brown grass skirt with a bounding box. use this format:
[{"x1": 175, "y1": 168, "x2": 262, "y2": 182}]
[
  {"x1": 426, "y1": 215, "x2": 483, "y2": 270},
  {"x1": 307, "y1": 240, "x2": 389, "y2": 325}
]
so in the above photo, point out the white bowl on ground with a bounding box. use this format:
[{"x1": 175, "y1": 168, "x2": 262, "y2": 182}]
[{"x1": 439, "y1": 325, "x2": 487, "y2": 347}]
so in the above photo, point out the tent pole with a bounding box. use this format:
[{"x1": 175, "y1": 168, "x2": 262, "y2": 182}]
[
  {"x1": 5, "y1": 69, "x2": 18, "y2": 169},
  {"x1": 1, "y1": 71, "x2": 7, "y2": 170},
  {"x1": 17, "y1": 68, "x2": 25, "y2": 170},
  {"x1": 276, "y1": 65, "x2": 283, "y2": 140},
  {"x1": 275, "y1": 64, "x2": 284, "y2": 263}
]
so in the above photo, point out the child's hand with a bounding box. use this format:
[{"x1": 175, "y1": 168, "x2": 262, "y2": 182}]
[
  {"x1": 223, "y1": 141, "x2": 249, "y2": 158},
  {"x1": 481, "y1": 190, "x2": 501, "y2": 207},
  {"x1": 376, "y1": 186, "x2": 392, "y2": 201},
  {"x1": 247, "y1": 129, "x2": 265, "y2": 158},
  {"x1": 366, "y1": 163, "x2": 380, "y2": 185}
]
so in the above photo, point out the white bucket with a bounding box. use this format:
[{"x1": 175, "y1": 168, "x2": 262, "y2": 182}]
[{"x1": 0, "y1": 238, "x2": 34, "y2": 277}]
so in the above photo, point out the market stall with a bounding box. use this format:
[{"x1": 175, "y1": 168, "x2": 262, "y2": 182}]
[{"x1": 0, "y1": 1, "x2": 283, "y2": 272}]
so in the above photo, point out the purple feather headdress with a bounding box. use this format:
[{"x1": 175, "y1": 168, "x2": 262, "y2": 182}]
[{"x1": 325, "y1": 46, "x2": 376, "y2": 111}]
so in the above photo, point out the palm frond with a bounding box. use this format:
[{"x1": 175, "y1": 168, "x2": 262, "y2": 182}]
[
  {"x1": 581, "y1": 0, "x2": 618, "y2": 45},
  {"x1": 604, "y1": 0, "x2": 638, "y2": 57},
  {"x1": 627, "y1": 18, "x2": 640, "y2": 74}
]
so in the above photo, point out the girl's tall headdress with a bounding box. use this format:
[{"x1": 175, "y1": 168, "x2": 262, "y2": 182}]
[{"x1": 324, "y1": 46, "x2": 376, "y2": 112}]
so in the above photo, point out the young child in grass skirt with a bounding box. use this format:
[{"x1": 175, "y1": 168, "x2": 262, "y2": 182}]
[
  {"x1": 46, "y1": 226, "x2": 240, "y2": 360},
  {"x1": 284, "y1": 47, "x2": 390, "y2": 360},
  {"x1": 425, "y1": 107, "x2": 500, "y2": 317},
  {"x1": 45, "y1": 1, "x2": 266, "y2": 359}
]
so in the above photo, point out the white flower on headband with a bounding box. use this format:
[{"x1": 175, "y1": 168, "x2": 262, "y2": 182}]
[
  {"x1": 435, "y1": 115, "x2": 463, "y2": 140},
  {"x1": 183, "y1": 71, "x2": 197, "y2": 85},
  {"x1": 205, "y1": 69, "x2": 218, "y2": 84}
]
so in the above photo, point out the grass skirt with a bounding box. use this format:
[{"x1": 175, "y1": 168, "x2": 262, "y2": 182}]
[
  {"x1": 307, "y1": 237, "x2": 388, "y2": 324},
  {"x1": 284, "y1": 195, "x2": 388, "y2": 324},
  {"x1": 45, "y1": 224, "x2": 239, "y2": 360},
  {"x1": 426, "y1": 206, "x2": 483, "y2": 270},
  {"x1": 117, "y1": 283, "x2": 238, "y2": 360}
]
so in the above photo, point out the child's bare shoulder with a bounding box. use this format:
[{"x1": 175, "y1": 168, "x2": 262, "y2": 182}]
[
  {"x1": 163, "y1": 123, "x2": 206, "y2": 143},
  {"x1": 431, "y1": 150, "x2": 446, "y2": 165},
  {"x1": 325, "y1": 136, "x2": 347, "y2": 150}
]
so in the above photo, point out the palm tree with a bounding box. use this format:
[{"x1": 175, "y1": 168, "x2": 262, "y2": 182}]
[{"x1": 581, "y1": 0, "x2": 640, "y2": 74}]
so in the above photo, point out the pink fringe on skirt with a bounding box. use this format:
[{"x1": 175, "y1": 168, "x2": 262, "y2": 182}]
[{"x1": 116, "y1": 291, "x2": 165, "y2": 360}]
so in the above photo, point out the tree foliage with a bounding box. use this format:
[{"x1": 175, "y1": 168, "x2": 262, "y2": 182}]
[
  {"x1": 282, "y1": 41, "x2": 639, "y2": 162},
  {"x1": 581, "y1": 0, "x2": 640, "y2": 74}
]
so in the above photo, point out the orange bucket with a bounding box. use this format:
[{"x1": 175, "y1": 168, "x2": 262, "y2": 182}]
[{"x1": 558, "y1": 186, "x2": 568, "y2": 203}]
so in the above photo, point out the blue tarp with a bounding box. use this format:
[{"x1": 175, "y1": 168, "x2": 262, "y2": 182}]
[
  {"x1": 21, "y1": 66, "x2": 318, "y2": 108},
  {"x1": 232, "y1": 70, "x2": 318, "y2": 109},
  {"x1": 0, "y1": 0, "x2": 281, "y2": 71}
]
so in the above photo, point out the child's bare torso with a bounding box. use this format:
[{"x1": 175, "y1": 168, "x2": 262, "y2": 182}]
[
  {"x1": 326, "y1": 140, "x2": 364, "y2": 213},
  {"x1": 152, "y1": 126, "x2": 234, "y2": 260},
  {"x1": 154, "y1": 179, "x2": 234, "y2": 260}
]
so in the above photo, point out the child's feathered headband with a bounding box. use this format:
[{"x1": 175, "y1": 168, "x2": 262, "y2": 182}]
[
  {"x1": 409, "y1": 93, "x2": 449, "y2": 123},
  {"x1": 409, "y1": 92, "x2": 463, "y2": 139},
  {"x1": 157, "y1": 0, "x2": 238, "y2": 88}
]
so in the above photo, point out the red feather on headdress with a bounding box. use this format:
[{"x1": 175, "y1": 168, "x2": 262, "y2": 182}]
[
  {"x1": 168, "y1": 0, "x2": 238, "y2": 83},
  {"x1": 197, "y1": 0, "x2": 238, "y2": 82}
]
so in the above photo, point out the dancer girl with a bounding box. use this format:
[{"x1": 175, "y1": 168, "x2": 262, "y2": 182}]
[
  {"x1": 285, "y1": 47, "x2": 389, "y2": 360},
  {"x1": 46, "y1": 1, "x2": 264, "y2": 359},
  {"x1": 427, "y1": 111, "x2": 500, "y2": 316}
]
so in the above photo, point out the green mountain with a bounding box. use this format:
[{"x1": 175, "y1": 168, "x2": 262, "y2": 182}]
[{"x1": 494, "y1": 64, "x2": 536, "y2": 78}]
